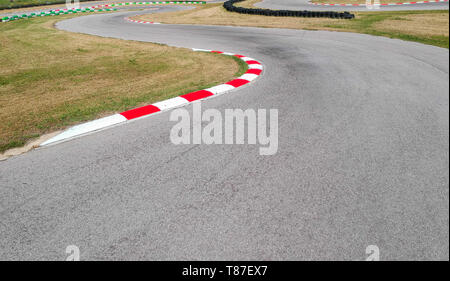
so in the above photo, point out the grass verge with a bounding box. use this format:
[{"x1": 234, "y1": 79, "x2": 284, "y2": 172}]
[
  {"x1": 134, "y1": 0, "x2": 449, "y2": 48},
  {"x1": 0, "y1": 14, "x2": 247, "y2": 153}
]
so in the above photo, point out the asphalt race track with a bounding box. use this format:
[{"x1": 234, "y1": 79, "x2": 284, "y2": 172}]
[
  {"x1": 0, "y1": 5, "x2": 448, "y2": 260},
  {"x1": 256, "y1": 0, "x2": 450, "y2": 11}
]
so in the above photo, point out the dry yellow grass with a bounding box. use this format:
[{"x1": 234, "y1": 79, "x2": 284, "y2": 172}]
[
  {"x1": 374, "y1": 13, "x2": 449, "y2": 37},
  {"x1": 0, "y1": 14, "x2": 245, "y2": 152}
]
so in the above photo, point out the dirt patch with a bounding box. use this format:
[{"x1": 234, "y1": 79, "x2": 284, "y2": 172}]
[{"x1": 0, "y1": 131, "x2": 61, "y2": 161}]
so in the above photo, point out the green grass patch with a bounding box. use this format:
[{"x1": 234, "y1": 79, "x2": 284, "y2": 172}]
[
  {"x1": 231, "y1": 55, "x2": 249, "y2": 77},
  {"x1": 0, "y1": 14, "x2": 245, "y2": 153}
]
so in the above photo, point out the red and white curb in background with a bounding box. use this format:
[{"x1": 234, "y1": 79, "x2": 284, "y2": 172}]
[
  {"x1": 309, "y1": 0, "x2": 448, "y2": 6},
  {"x1": 40, "y1": 48, "x2": 263, "y2": 146}
]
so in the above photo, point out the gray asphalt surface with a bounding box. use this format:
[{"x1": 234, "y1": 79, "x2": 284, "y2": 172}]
[
  {"x1": 0, "y1": 6, "x2": 448, "y2": 260},
  {"x1": 256, "y1": 0, "x2": 449, "y2": 11}
]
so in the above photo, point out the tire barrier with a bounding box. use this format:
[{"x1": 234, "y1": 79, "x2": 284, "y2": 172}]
[
  {"x1": 223, "y1": 0, "x2": 355, "y2": 19},
  {"x1": 1, "y1": 1, "x2": 206, "y2": 23}
]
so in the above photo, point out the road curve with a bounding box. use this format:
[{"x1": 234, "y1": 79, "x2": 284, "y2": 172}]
[
  {"x1": 0, "y1": 6, "x2": 448, "y2": 260},
  {"x1": 255, "y1": 0, "x2": 449, "y2": 11}
]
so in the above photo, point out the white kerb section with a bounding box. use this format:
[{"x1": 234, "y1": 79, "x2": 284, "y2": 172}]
[
  {"x1": 152, "y1": 96, "x2": 189, "y2": 111},
  {"x1": 206, "y1": 84, "x2": 236, "y2": 95},
  {"x1": 248, "y1": 64, "x2": 263, "y2": 70},
  {"x1": 239, "y1": 73, "x2": 259, "y2": 81},
  {"x1": 41, "y1": 114, "x2": 127, "y2": 146}
]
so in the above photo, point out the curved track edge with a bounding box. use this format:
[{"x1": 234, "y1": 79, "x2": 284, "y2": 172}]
[{"x1": 41, "y1": 47, "x2": 263, "y2": 146}]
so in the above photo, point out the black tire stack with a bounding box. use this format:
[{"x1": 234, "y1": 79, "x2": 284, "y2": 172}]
[{"x1": 223, "y1": 0, "x2": 355, "y2": 19}]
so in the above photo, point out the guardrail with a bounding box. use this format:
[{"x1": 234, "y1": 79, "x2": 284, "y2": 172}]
[{"x1": 223, "y1": 0, "x2": 355, "y2": 19}]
